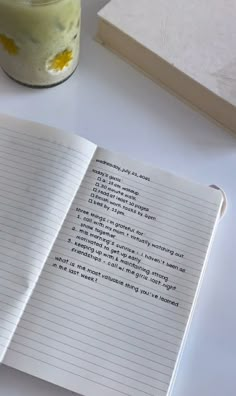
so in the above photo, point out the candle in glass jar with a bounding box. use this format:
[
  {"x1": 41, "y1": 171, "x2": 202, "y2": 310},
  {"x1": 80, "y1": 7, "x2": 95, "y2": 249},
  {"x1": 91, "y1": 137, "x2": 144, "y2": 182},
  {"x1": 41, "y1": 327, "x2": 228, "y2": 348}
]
[{"x1": 0, "y1": 0, "x2": 81, "y2": 87}]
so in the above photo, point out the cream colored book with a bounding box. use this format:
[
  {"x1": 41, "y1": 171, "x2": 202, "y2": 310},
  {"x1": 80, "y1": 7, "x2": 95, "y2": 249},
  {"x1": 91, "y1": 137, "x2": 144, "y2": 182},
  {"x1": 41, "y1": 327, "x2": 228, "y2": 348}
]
[
  {"x1": 97, "y1": 0, "x2": 236, "y2": 133},
  {"x1": 0, "y1": 114, "x2": 224, "y2": 396}
]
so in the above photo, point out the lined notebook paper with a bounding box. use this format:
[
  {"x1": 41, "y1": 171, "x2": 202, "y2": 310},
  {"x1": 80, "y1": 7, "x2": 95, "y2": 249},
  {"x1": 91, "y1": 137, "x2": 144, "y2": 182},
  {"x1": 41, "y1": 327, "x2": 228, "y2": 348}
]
[{"x1": 0, "y1": 115, "x2": 223, "y2": 396}]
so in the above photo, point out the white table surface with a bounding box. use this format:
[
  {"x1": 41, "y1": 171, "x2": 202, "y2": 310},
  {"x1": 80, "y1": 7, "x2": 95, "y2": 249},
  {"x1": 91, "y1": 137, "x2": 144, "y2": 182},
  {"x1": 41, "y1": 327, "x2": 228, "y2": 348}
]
[{"x1": 0, "y1": 1, "x2": 235, "y2": 395}]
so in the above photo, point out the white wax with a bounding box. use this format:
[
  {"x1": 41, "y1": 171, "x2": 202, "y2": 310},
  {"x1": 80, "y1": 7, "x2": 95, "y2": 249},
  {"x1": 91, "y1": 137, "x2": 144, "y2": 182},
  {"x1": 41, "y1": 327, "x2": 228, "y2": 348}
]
[{"x1": 0, "y1": 0, "x2": 81, "y2": 86}]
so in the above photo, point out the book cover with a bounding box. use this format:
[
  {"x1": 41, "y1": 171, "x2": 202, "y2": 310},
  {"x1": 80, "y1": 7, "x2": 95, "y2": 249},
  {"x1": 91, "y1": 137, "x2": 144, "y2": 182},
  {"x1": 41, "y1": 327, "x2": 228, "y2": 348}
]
[{"x1": 97, "y1": 0, "x2": 236, "y2": 133}]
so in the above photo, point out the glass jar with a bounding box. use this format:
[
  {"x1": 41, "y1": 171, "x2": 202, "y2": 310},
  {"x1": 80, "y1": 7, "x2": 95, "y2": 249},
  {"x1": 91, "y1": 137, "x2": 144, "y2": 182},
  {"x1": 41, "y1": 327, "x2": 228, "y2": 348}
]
[{"x1": 0, "y1": 0, "x2": 81, "y2": 87}]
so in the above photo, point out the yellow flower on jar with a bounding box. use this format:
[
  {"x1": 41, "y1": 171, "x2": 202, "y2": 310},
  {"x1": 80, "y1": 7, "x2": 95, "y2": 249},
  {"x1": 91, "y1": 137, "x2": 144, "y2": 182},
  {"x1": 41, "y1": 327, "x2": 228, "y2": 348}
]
[
  {"x1": 0, "y1": 34, "x2": 19, "y2": 55},
  {"x1": 48, "y1": 49, "x2": 73, "y2": 72}
]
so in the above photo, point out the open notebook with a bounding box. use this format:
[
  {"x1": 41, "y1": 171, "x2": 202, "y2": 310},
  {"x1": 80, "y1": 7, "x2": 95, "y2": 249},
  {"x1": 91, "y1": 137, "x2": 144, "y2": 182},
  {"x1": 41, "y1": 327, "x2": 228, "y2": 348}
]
[{"x1": 0, "y1": 114, "x2": 224, "y2": 396}]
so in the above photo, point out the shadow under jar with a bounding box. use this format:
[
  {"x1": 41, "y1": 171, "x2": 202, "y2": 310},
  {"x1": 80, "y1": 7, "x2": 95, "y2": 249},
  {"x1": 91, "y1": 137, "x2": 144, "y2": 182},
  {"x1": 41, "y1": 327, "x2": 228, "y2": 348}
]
[{"x1": 0, "y1": 0, "x2": 81, "y2": 87}]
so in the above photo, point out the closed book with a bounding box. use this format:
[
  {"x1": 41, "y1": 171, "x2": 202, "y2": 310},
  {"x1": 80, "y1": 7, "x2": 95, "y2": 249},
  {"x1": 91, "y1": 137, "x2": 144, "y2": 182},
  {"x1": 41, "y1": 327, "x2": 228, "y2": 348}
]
[{"x1": 97, "y1": 0, "x2": 236, "y2": 133}]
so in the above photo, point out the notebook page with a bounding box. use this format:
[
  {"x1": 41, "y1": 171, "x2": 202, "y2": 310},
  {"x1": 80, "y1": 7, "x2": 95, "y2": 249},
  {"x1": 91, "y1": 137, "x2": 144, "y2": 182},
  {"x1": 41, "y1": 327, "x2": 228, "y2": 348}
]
[
  {"x1": 0, "y1": 115, "x2": 96, "y2": 362},
  {"x1": 3, "y1": 148, "x2": 223, "y2": 396}
]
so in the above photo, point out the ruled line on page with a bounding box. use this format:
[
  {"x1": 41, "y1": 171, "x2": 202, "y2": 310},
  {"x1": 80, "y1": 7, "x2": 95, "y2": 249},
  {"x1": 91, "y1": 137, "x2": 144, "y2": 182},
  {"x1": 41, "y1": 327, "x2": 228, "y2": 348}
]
[
  {"x1": 0, "y1": 160, "x2": 80, "y2": 192},
  {"x1": 0, "y1": 255, "x2": 189, "y2": 325},
  {"x1": 0, "y1": 244, "x2": 44, "y2": 266},
  {"x1": 0, "y1": 327, "x2": 12, "y2": 335},
  {"x1": 50, "y1": 234, "x2": 198, "y2": 297},
  {"x1": 13, "y1": 318, "x2": 172, "y2": 378},
  {"x1": 0, "y1": 151, "x2": 88, "y2": 182},
  {"x1": 0, "y1": 280, "x2": 186, "y2": 336},
  {"x1": 0, "y1": 296, "x2": 181, "y2": 348},
  {"x1": 0, "y1": 290, "x2": 183, "y2": 374},
  {"x1": 13, "y1": 329, "x2": 169, "y2": 382},
  {"x1": 84, "y1": 173, "x2": 216, "y2": 215},
  {"x1": 52, "y1": 249, "x2": 194, "y2": 307},
  {"x1": 0, "y1": 227, "x2": 53, "y2": 248},
  {"x1": 50, "y1": 232, "x2": 197, "y2": 290},
  {"x1": 1, "y1": 316, "x2": 171, "y2": 379},
  {"x1": 21, "y1": 307, "x2": 180, "y2": 360},
  {"x1": 6, "y1": 288, "x2": 174, "y2": 396},
  {"x1": 0, "y1": 214, "x2": 56, "y2": 239},
  {"x1": 0, "y1": 170, "x2": 75, "y2": 200},
  {"x1": 0, "y1": 150, "x2": 85, "y2": 182},
  {"x1": 0, "y1": 126, "x2": 92, "y2": 160},
  {"x1": 82, "y1": 176, "x2": 216, "y2": 223},
  {"x1": 0, "y1": 146, "x2": 89, "y2": 177},
  {"x1": 81, "y1": 183, "x2": 211, "y2": 243},
  {"x1": 0, "y1": 179, "x2": 71, "y2": 207},
  {"x1": 42, "y1": 266, "x2": 189, "y2": 320},
  {"x1": 0, "y1": 233, "x2": 53, "y2": 257},
  {"x1": 14, "y1": 331, "x2": 170, "y2": 386},
  {"x1": 0, "y1": 129, "x2": 91, "y2": 163},
  {"x1": 1, "y1": 305, "x2": 176, "y2": 374},
  {"x1": 49, "y1": 246, "x2": 192, "y2": 306},
  {"x1": 3, "y1": 306, "x2": 175, "y2": 374},
  {"x1": 64, "y1": 211, "x2": 202, "y2": 277},
  {"x1": 0, "y1": 125, "x2": 95, "y2": 361},
  {"x1": 79, "y1": 181, "x2": 213, "y2": 240},
  {"x1": 7, "y1": 314, "x2": 173, "y2": 388},
  {"x1": 0, "y1": 188, "x2": 67, "y2": 216},
  {"x1": 82, "y1": 181, "x2": 215, "y2": 236},
  {"x1": 2, "y1": 296, "x2": 182, "y2": 355},
  {"x1": 10, "y1": 337, "x2": 168, "y2": 394},
  {"x1": 7, "y1": 292, "x2": 181, "y2": 347},
  {"x1": 70, "y1": 202, "x2": 207, "y2": 267},
  {"x1": 0, "y1": 201, "x2": 65, "y2": 229},
  {"x1": 0, "y1": 266, "x2": 38, "y2": 283},
  {"x1": 10, "y1": 312, "x2": 176, "y2": 371},
  {"x1": 68, "y1": 201, "x2": 209, "y2": 255},
  {"x1": 90, "y1": 163, "x2": 219, "y2": 208},
  {"x1": 7, "y1": 346, "x2": 164, "y2": 396}
]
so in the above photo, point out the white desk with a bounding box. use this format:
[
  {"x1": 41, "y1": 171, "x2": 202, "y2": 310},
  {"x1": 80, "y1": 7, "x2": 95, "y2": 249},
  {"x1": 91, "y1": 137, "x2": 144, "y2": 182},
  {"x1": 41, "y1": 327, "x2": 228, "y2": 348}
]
[{"x1": 0, "y1": 1, "x2": 236, "y2": 395}]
